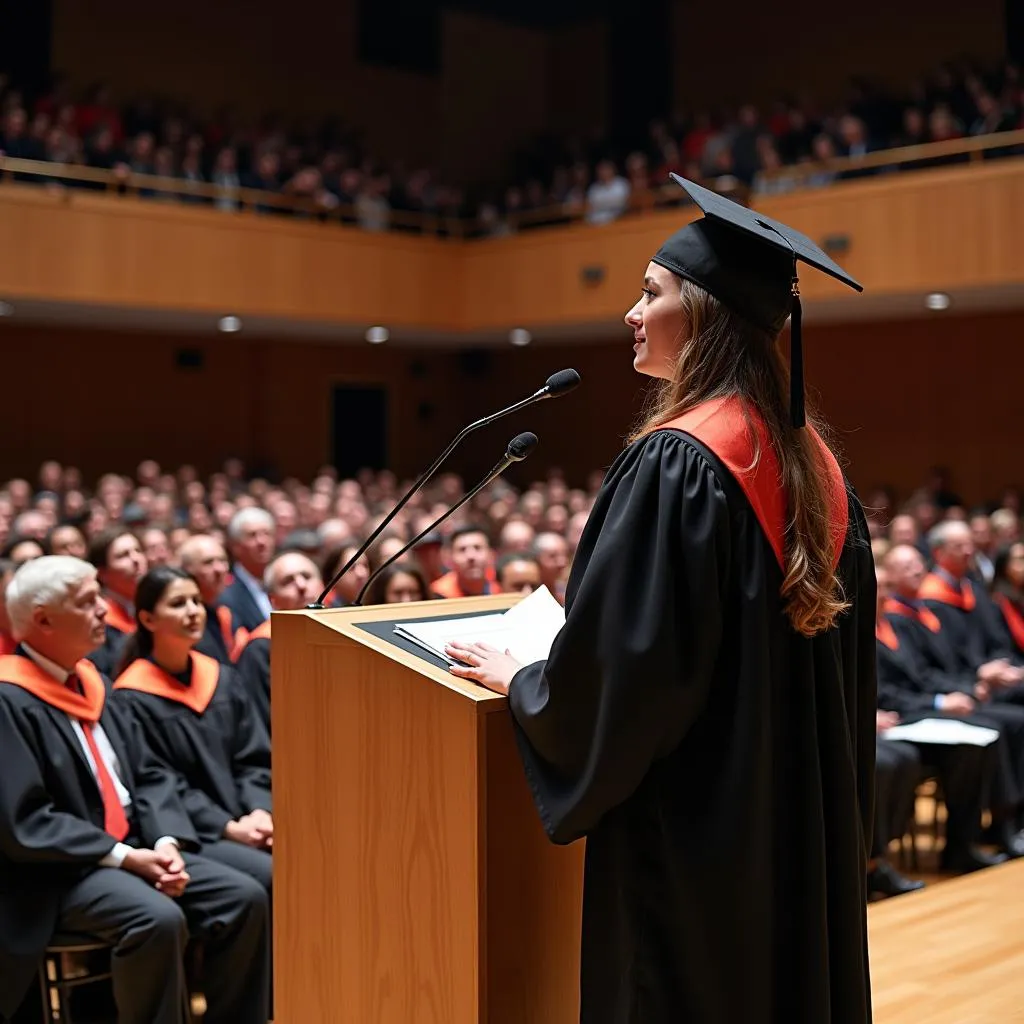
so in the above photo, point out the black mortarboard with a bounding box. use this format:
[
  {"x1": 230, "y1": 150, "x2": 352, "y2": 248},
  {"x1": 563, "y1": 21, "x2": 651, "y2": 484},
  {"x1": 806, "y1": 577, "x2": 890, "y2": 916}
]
[{"x1": 652, "y1": 174, "x2": 863, "y2": 427}]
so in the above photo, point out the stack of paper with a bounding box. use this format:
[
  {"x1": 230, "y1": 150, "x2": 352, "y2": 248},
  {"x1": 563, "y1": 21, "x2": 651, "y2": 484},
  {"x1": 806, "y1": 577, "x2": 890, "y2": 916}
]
[
  {"x1": 394, "y1": 585, "x2": 566, "y2": 666},
  {"x1": 882, "y1": 718, "x2": 1000, "y2": 747}
]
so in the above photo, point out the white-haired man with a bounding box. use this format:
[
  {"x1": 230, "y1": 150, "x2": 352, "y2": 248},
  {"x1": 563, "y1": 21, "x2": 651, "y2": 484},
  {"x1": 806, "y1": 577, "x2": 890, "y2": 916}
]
[
  {"x1": 217, "y1": 508, "x2": 276, "y2": 631},
  {"x1": 179, "y1": 534, "x2": 243, "y2": 664},
  {"x1": 0, "y1": 557, "x2": 270, "y2": 1024},
  {"x1": 236, "y1": 551, "x2": 323, "y2": 736}
]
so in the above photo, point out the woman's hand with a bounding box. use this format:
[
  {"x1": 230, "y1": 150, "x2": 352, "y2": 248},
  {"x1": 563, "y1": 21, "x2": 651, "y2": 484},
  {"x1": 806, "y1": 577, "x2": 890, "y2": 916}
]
[{"x1": 446, "y1": 641, "x2": 522, "y2": 696}]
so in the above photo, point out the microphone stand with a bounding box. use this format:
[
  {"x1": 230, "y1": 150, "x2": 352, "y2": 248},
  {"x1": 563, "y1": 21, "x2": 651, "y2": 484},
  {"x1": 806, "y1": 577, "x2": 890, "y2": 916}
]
[
  {"x1": 310, "y1": 374, "x2": 575, "y2": 608},
  {"x1": 353, "y1": 434, "x2": 538, "y2": 606}
]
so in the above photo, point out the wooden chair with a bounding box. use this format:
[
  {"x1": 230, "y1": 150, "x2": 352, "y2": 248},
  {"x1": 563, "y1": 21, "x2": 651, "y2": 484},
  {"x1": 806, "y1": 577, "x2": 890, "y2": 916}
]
[
  {"x1": 37, "y1": 934, "x2": 113, "y2": 1024},
  {"x1": 37, "y1": 933, "x2": 201, "y2": 1023}
]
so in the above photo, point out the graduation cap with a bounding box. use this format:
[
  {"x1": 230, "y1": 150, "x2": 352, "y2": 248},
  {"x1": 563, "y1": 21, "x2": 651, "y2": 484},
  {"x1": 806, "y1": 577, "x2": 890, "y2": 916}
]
[{"x1": 651, "y1": 174, "x2": 863, "y2": 427}]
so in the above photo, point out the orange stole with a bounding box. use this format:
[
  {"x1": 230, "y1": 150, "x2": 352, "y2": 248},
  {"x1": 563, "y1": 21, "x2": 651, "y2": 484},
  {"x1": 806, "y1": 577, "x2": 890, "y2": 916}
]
[
  {"x1": 875, "y1": 619, "x2": 899, "y2": 650},
  {"x1": 215, "y1": 605, "x2": 249, "y2": 661},
  {"x1": 918, "y1": 574, "x2": 976, "y2": 611},
  {"x1": 660, "y1": 396, "x2": 849, "y2": 572},
  {"x1": 995, "y1": 593, "x2": 1024, "y2": 651},
  {"x1": 884, "y1": 598, "x2": 942, "y2": 633},
  {"x1": 114, "y1": 651, "x2": 220, "y2": 715},
  {"x1": 248, "y1": 620, "x2": 272, "y2": 643},
  {"x1": 103, "y1": 596, "x2": 137, "y2": 635},
  {"x1": 0, "y1": 655, "x2": 106, "y2": 721}
]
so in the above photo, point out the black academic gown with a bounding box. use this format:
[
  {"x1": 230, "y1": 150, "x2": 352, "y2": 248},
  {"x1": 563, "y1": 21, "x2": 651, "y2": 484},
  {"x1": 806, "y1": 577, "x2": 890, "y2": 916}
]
[
  {"x1": 111, "y1": 659, "x2": 271, "y2": 844},
  {"x1": 194, "y1": 605, "x2": 235, "y2": 665},
  {"x1": 507, "y1": 430, "x2": 876, "y2": 1024},
  {"x1": 885, "y1": 605, "x2": 1024, "y2": 811},
  {"x1": 85, "y1": 623, "x2": 130, "y2": 677},
  {"x1": 922, "y1": 577, "x2": 1024, "y2": 675},
  {"x1": 0, "y1": 675, "x2": 198, "y2": 1018},
  {"x1": 235, "y1": 636, "x2": 271, "y2": 737},
  {"x1": 875, "y1": 636, "x2": 995, "y2": 848}
]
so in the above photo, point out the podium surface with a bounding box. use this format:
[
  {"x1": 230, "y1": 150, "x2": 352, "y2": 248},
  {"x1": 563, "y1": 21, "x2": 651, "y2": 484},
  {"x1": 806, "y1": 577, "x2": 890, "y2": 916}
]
[{"x1": 272, "y1": 596, "x2": 584, "y2": 1023}]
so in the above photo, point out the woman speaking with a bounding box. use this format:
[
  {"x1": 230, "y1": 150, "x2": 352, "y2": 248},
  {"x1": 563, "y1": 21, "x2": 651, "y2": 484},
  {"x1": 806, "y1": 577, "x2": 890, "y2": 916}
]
[{"x1": 446, "y1": 176, "x2": 876, "y2": 1024}]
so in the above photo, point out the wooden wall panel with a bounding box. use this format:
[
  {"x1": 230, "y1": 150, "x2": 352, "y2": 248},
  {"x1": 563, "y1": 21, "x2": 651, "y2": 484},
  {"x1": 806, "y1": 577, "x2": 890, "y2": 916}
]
[
  {"x1": 0, "y1": 311, "x2": 1020, "y2": 506},
  {"x1": 3, "y1": 161, "x2": 1023, "y2": 334},
  {"x1": 0, "y1": 188, "x2": 460, "y2": 328}
]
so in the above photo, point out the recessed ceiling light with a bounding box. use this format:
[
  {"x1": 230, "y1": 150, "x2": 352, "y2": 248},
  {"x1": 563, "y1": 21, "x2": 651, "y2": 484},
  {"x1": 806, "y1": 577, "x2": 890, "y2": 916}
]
[
  {"x1": 509, "y1": 328, "x2": 532, "y2": 347},
  {"x1": 218, "y1": 315, "x2": 242, "y2": 332},
  {"x1": 925, "y1": 293, "x2": 951, "y2": 311},
  {"x1": 0, "y1": 301, "x2": 13, "y2": 317},
  {"x1": 365, "y1": 326, "x2": 390, "y2": 344}
]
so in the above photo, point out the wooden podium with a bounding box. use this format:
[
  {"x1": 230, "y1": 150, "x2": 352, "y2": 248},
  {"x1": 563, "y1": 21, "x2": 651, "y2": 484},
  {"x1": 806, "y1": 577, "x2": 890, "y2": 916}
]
[{"x1": 271, "y1": 596, "x2": 585, "y2": 1024}]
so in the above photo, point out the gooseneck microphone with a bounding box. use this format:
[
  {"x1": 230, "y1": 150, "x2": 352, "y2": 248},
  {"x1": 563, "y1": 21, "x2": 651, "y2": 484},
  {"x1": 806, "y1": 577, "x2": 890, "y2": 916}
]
[
  {"x1": 309, "y1": 370, "x2": 579, "y2": 608},
  {"x1": 352, "y1": 431, "x2": 539, "y2": 606}
]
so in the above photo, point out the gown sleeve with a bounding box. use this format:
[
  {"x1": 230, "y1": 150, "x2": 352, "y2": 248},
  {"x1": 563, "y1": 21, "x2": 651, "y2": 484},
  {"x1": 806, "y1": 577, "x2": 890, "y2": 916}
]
[
  {"x1": 0, "y1": 698, "x2": 118, "y2": 866},
  {"x1": 227, "y1": 670, "x2": 273, "y2": 814},
  {"x1": 508, "y1": 432, "x2": 731, "y2": 844},
  {"x1": 236, "y1": 640, "x2": 271, "y2": 736}
]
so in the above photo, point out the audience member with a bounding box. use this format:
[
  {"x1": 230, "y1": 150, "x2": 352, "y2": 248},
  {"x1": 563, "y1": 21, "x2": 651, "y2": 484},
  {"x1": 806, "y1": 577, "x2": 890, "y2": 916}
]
[
  {"x1": 112, "y1": 567, "x2": 273, "y2": 901},
  {"x1": 234, "y1": 551, "x2": 324, "y2": 736},
  {"x1": 0, "y1": 556, "x2": 270, "y2": 1024},
  {"x1": 179, "y1": 534, "x2": 242, "y2": 665},
  {"x1": 431, "y1": 526, "x2": 500, "y2": 598},
  {"x1": 86, "y1": 527, "x2": 148, "y2": 675},
  {"x1": 364, "y1": 560, "x2": 430, "y2": 606},
  {"x1": 219, "y1": 508, "x2": 276, "y2": 630},
  {"x1": 496, "y1": 553, "x2": 542, "y2": 595},
  {"x1": 875, "y1": 563, "x2": 1006, "y2": 873}
]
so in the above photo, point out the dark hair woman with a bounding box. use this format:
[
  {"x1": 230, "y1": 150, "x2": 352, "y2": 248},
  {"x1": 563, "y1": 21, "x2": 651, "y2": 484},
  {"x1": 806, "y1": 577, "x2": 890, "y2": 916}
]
[
  {"x1": 993, "y1": 542, "x2": 1024, "y2": 656},
  {"x1": 363, "y1": 560, "x2": 431, "y2": 606},
  {"x1": 111, "y1": 566, "x2": 272, "y2": 900},
  {"x1": 443, "y1": 177, "x2": 876, "y2": 1024}
]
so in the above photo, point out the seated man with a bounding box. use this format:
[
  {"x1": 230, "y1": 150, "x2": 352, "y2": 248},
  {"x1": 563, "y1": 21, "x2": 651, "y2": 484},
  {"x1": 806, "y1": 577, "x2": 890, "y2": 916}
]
[
  {"x1": 431, "y1": 525, "x2": 500, "y2": 598},
  {"x1": 875, "y1": 564, "x2": 1003, "y2": 873},
  {"x1": 919, "y1": 521, "x2": 1024, "y2": 696},
  {"x1": 871, "y1": 711, "x2": 925, "y2": 897},
  {"x1": 236, "y1": 551, "x2": 323, "y2": 736},
  {"x1": 532, "y1": 532, "x2": 570, "y2": 604},
  {"x1": 218, "y1": 508, "x2": 276, "y2": 631},
  {"x1": 86, "y1": 527, "x2": 148, "y2": 676},
  {"x1": 496, "y1": 553, "x2": 542, "y2": 596},
  {"x1": 0, "y1": 556, "x2": 269, "y2": 1024},
  {"x1": 179, "y1": 534, "x2": 245, "y2": 665}
]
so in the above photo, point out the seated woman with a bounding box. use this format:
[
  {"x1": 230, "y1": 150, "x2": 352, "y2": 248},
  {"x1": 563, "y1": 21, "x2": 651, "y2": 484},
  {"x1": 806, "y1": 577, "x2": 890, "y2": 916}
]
[
  {"x1": 363, "y1": 560, "x2": 431, "y2": 605},
  {"x1": 321, "y1": 542, "x2": 371, "y2": 607},
  {"x1": 111, "y1": 566, "x2": 272, "y2": 897},
  {"x1": 993, "y1": 542, "x2": 1024, "y2": 658}
]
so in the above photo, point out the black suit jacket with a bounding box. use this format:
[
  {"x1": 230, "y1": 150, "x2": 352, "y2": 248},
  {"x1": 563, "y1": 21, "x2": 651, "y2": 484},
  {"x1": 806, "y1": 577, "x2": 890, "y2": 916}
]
[
  {"x1": 216, "y1": 578, "x2": 268, "y2": 633},
  {"x1": 0, "y1": 674, "x2": 197, "y2": 1017}
]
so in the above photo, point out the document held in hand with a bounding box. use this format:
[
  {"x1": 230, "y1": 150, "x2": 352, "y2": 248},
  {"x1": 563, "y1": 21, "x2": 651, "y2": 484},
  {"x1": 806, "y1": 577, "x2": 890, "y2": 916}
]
[{"x1": 394, "y1": 585, "x2": 566, "y2": 667}]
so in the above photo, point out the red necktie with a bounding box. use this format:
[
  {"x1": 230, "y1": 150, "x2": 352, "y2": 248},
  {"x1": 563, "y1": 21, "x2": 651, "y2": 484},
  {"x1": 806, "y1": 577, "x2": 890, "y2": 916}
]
[{"x1": 67, "y1": 673, "x2": 130, "y2": 842}]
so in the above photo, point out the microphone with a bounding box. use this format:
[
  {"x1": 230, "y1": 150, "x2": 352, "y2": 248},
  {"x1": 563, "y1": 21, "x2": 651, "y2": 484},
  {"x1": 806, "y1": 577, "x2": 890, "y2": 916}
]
[
  {"x1": 352, "y1": 431, "x2": 539, "y2": 606},
  {"x1": 309, "y1": 370, "x2": 579, "y2": 607}
]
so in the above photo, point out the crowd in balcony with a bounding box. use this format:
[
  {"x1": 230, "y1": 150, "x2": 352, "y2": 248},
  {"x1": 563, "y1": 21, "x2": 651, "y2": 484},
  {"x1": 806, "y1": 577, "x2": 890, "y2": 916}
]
[{"x1": 0, "y1": 58, "x2": 1022, "y2": 235}]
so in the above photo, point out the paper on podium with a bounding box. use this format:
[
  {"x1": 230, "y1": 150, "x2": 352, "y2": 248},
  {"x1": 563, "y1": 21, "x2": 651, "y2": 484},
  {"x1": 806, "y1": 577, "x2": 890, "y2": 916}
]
[
  {"x1": 394, "y1": 585, "x2": 566, "y2": 666},
  {"x1": 881, "y1": 718, "x2": 1000, "y2": 747}
]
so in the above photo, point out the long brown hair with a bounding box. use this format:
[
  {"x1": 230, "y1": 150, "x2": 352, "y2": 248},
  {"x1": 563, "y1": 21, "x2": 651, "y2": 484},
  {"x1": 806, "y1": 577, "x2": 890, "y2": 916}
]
[{"x1": 629, "y1": 278, "x2": 849, "y2": 636}]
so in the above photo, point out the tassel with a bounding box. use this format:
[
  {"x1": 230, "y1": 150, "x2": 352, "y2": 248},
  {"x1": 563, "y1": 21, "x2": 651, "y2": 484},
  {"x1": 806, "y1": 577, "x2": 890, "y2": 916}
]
[{"x1": 789, "y1": 279, "x2": 805, "y2": 429}]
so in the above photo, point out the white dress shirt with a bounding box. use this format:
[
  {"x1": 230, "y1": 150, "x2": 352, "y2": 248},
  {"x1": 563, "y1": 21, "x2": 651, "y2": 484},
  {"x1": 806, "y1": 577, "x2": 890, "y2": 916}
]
[{"x1": 21, "y1": 644, "x2": 177, "y2": 867}]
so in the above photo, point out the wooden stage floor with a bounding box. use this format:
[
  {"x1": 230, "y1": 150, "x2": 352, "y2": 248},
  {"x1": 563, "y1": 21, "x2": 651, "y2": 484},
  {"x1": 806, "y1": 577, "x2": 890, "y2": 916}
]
[{"x1": 868, "y1": 857, "x2": 1024, "y2": 1023}]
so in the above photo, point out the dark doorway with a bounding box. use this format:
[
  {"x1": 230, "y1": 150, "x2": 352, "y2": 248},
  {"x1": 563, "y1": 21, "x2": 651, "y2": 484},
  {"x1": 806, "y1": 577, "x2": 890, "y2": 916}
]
[{"x1": 331, "y1": 385, "x2": 388, "y2": 477}]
